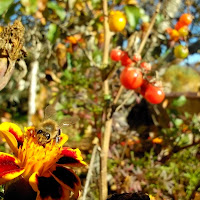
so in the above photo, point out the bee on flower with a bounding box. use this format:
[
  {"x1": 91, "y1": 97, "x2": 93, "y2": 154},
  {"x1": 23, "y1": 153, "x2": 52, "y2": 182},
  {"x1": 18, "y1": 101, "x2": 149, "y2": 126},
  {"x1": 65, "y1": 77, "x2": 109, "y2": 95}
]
[{"x1": 0, "y1": 118, "x2": 86, "y2": 200}]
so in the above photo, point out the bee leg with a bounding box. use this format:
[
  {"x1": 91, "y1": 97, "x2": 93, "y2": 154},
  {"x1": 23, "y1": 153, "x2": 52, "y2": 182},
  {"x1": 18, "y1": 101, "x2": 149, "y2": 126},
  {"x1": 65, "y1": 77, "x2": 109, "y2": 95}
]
[
  {"x1": 58, "y1": 129, "x2": 61, "y2": 135},
  {"x1": 55, "y1": 136, "x2": 60, "y2": 143}
]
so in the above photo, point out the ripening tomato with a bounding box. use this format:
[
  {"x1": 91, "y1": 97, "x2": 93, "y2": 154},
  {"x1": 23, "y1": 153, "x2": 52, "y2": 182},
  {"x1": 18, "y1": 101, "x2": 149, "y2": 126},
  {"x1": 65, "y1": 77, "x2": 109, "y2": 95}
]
[
  {"x1": 120, "y1": 52, "x2": 133, "y2": 67},
  {"x1": 110, "y1": 49, "x2": 123, "y2": 61},
  {"x1": 138, "y1": 79, "x2": 149, "y2": 96},
  {"x1": 179, "y1": 13, "x2": 193, "y2": 26},
  {"x1": 140, "y1": 62, "x2": 152, "y2": 71},
  {"x1": 169, "y1": 29, "x2": 180, "y2": 41},
  {"x1": 120, "y1": 67, "x2": 143, "y2": 89},
  {"x1": 175, "y1": 21, "x2": 186, "y2": 30},
  {"x1": 144, "y1": 84, "x2": 165, "y2": 104},
  {"x1": 178, "y1": 26, "x2": 189, "y2": 37},
  {"x1": 108, "y1": 10, "x2": 126, "y2": 32},
  {"x1": 132, "y1": 53, "x2": 142, "y2": 62},
  {"x1": 174, "y1": 45, "x2": 189, "y2": 59}
]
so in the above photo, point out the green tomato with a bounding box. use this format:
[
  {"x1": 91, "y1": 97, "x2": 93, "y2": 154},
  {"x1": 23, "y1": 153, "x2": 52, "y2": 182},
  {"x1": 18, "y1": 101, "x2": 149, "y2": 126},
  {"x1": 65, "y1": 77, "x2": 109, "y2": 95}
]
[{"x1": 174, "y1": 45, "x2": 189, "y2": 59}]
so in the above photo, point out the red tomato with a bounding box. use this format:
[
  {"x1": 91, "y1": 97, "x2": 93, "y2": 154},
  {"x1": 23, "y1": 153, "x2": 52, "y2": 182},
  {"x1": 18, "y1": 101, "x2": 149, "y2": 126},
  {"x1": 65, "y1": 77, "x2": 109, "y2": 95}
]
[
  {"x1": 175, "y1": 21, "x2": 186, "y2": 30},
  {"x1": 120, "y1": 67, "x2": 143, "y2": 89},
  {"x1": 144, "y1": 84, "x2": 165, "y2": 104},
  {"x1": 132, "y1": 53, "x2": 142, "y2": 62},
  {"x1": 140, "y1": 62, "x2": 152, "y2": 71},
  {"x1": 110, "y1": 49, "x2": 123, "y2": 61},
  {"x1": 121, "y1": 52, "x2": 133, "y2": 67},
  {"x1": 179, "y1": 13, "x2": 193, "y2": 26},
  {"x1": 139, "y1": 79, "x2": 149, "y2": 96}
]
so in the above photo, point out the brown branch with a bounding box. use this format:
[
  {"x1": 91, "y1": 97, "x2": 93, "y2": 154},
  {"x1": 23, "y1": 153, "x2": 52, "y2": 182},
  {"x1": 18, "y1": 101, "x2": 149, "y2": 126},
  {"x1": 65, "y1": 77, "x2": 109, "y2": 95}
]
[{"x1": 160, "y1": 140, "x2": 200, "y2": 163}]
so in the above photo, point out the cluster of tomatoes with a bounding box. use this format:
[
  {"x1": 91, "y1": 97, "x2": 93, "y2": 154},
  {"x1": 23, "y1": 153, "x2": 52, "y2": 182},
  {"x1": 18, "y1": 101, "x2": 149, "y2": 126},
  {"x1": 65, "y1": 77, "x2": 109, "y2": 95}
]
[
  {"x1": 167, "y1": 13, "x2": 193, "y2": 59},
  {"x1": 110, "y1": 49, "x2": 165, "y2": 104}
]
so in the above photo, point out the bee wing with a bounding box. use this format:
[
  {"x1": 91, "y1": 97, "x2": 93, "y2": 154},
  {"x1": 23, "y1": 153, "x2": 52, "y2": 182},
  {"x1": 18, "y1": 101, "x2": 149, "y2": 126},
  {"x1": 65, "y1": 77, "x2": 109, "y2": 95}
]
[
  {"x1": 59, "y1": 116, "x2": 79, "y2": 128},
  {"x1": 44, "y1": 105, "x2": 56, "y2": 120}
]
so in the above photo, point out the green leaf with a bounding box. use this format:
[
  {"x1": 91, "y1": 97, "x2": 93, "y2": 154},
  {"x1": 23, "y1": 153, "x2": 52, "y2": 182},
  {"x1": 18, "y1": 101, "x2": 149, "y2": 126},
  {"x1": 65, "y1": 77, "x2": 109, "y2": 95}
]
[
  {"x1": 0, "y1": 0, "x2": 14, "y2": 16},
  {"x1": 47, "y1": 23, "x2": 59, "y2": 43},
  {"x1": 124, "y1": 6, "x2": 144, "y2": 30},
  {"x1": 174, "y1": 118, "x2": 183, "y2": 127},
  {"x1": 47, "y1": 2, "x2": 66, "y2": 21},
  {"x1": 20, "y1": 0, "x2": 37, "y2": 15},
  {"x1": 172, "y1": 95, "x2": 187, "y2": 107}
]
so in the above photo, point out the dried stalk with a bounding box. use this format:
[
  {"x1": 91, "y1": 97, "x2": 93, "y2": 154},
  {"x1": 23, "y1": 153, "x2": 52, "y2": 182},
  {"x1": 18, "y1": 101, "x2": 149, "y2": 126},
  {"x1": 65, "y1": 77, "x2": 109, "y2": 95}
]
[
  {"x1": 100, "y1": 0, "x2": 111, "y2": 199},
  {"x1": 28, "y1": 43, "x2": 41, "y2": 125},
  {"x1": 82, "y1": 145, "x2": 98, "y2": 200}
]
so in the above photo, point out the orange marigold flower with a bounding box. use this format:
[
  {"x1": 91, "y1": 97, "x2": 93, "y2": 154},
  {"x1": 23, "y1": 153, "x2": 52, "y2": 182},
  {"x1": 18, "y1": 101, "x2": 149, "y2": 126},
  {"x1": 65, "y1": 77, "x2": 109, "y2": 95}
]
[{"x1": 0, "y1": 122, "x2": 86, "y2": 200}]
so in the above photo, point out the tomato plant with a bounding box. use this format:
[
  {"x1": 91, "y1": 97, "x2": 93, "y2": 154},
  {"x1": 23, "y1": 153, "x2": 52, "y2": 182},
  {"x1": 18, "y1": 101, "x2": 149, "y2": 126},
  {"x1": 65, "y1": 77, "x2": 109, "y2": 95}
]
[
  {"x1": 120, "y1": 67, "x2": 143, "y2": 89},
  {"x1": 174, "y1": 45, "x2": 189, "y2": 59},
  {"x1": 108, "y1": 10, "x2": 126, "y2": 32},
  {"x1": 110, "y1": 49, "x2": 123, "y2": 61},
  {"x1": 144, "y1": 84, "x2": 165, "y2": 104}
]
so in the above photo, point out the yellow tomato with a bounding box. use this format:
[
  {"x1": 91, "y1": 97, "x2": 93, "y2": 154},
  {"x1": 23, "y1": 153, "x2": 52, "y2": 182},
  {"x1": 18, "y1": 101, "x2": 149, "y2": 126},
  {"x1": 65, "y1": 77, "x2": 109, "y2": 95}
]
[{"x1": 108, "y1": 10, "x2": 126, "y2": 32}]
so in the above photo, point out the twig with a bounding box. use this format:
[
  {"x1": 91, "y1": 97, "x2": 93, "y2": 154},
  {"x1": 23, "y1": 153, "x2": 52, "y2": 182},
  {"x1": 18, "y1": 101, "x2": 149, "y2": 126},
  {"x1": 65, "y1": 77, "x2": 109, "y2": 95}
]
[
  {"x1": 82, "y1": 145, "x2": 98, "y2": 200},
  {"x1": 28, "y1": 60, "x2": 39, "y2": 126},
  {"x1": 189, "y1": 179, "x2": 200, "y2": 200},
  {"x1": 28, "y1": 43, "x2": 41, "y2": 125},
  {"x1": 137, "y1": 2, "x2": 161, "y2": 54},
  {"x1": 115, "y1": 90, "x2": 134, "y2": 112},
  {"x1": 160, "y1": 140, "x2": 200, "y2": 163},
  {"x1": 100, "y1": 0, "x2": 112, "y2": 199}
]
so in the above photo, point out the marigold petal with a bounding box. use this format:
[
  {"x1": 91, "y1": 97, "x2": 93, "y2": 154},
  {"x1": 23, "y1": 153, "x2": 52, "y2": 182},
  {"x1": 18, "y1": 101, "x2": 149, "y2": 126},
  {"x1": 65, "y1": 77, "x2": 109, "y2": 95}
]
[
  {"x1": 50, "y1": 166, "x2": 81, "y2": 199},
  {"x1": 29, "y1": 172, "x2": 39, "y2": 192},
  {"x1": 58, "y1": 133, "x2": 68, "y2": 146},
  {"x1": 37, "y1": 175, "x2": 69, "y2": 200},
  {"x1": 0, "y1": 130, "x2": 18, "y2": 155},
  {"x1": 57, "y1": 147, "x2": 87, "y2": 167},
  {"x1": 0, "y1": 122, "x2": 23, "y2": 147},
  {"x1": 0, "y1": 152, "x2": 24, "y2": 184},
  {"x1": 36, "y1": 187, "x2": 70, "y2": 200}
]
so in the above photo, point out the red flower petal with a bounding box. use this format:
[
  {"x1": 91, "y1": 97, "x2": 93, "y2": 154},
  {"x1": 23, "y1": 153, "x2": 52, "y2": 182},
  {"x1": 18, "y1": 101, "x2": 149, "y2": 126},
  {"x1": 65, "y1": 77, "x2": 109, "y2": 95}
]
[
  {"x1": 0, "y1": 153, "x2": 24, "y2": 184},
  {"x1": 57, "y1": 147, "x2": 87, "y2": 167},
  {"x1": 37, "y1": 175, "x2": 70, "y2": 200},
  {"x1": 50, "y1": 166, "x2": 81, "y2": 198}
]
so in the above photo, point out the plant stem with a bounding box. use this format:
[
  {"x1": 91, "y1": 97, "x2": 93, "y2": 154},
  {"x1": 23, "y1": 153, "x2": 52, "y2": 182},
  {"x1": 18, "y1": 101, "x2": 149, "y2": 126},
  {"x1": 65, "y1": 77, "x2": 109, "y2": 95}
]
[{"x1": 100, "y1": 0, "x2": 111, "y2": 199}]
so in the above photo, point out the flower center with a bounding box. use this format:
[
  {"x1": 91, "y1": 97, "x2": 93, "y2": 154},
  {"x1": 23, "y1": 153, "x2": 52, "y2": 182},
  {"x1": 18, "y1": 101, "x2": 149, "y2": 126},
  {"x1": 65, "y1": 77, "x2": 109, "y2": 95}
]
[{"x1": 17, "y1": 128, "x2": 62, "y2": 179}]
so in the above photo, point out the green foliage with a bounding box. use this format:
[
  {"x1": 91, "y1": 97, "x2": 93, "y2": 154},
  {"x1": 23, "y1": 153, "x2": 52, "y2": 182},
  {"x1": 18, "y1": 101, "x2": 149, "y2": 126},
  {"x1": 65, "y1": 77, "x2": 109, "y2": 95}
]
[
  {"x1": 47, "y1": 2, "x2": 66, "y2": 21},
  {"x1": 0, "y1": 0, "x2": 14, "y2": 16},
  {"x1": 47, "y1": 23, "x2": 59, "y2": 43},
  {"x1": 124, "y1": 6, "x2": 144, "y2": 30}
]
